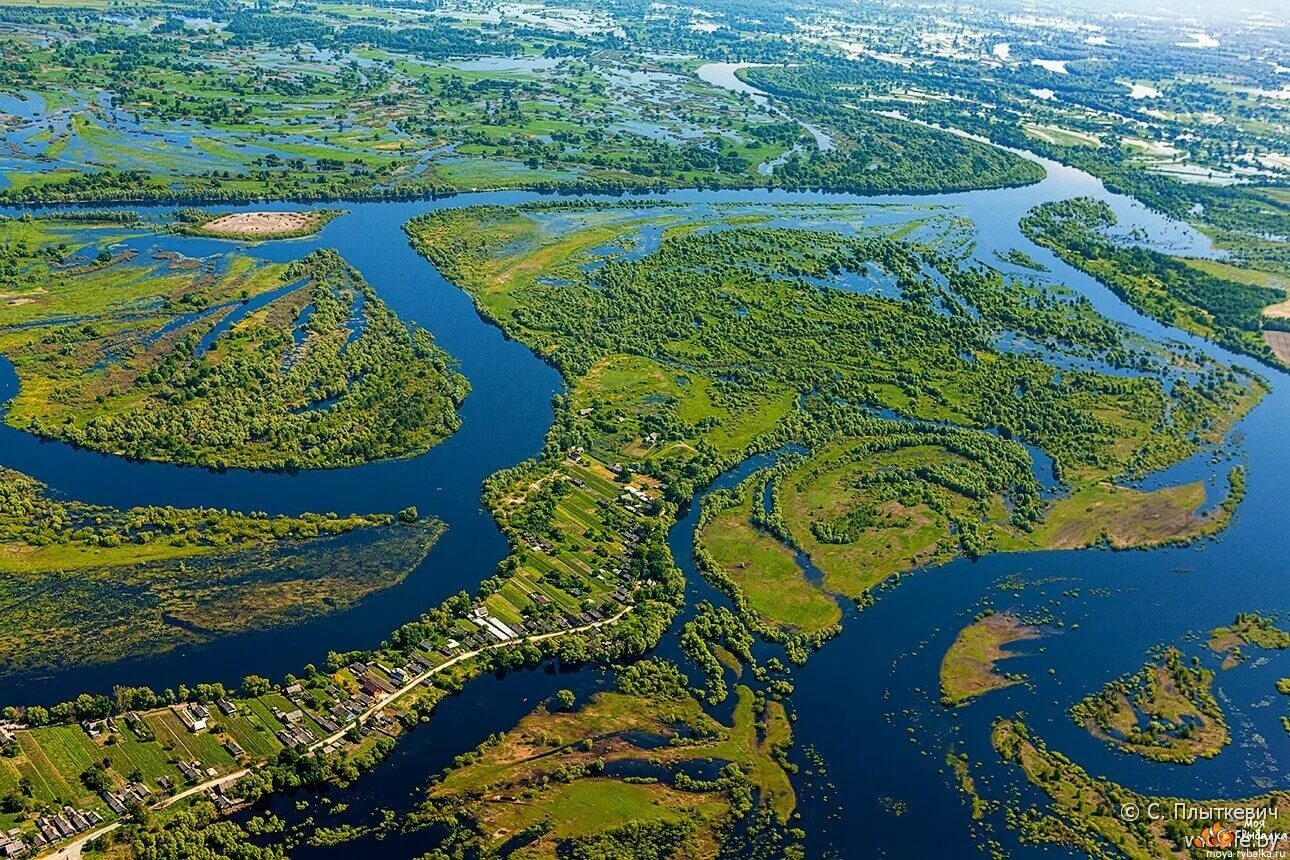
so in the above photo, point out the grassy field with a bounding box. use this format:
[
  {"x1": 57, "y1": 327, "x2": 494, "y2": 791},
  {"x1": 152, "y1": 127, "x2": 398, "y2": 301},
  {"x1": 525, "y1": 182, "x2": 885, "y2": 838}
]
[
  {"x1": 994, "y1": 480, "x2": 1220, "y2": 551},
  {"x1": 425, "y1": 677, "x2": 793, "y2": 857},
  {"x1": 1070, "y1": 647, "x2": 1227, "y2": 764},
  {"x1": 939, "y1": 612, "x2": 1040, "y2": 706},
  {"x1": 699, "y1": 474, "x2": 841, "y2": 636}
]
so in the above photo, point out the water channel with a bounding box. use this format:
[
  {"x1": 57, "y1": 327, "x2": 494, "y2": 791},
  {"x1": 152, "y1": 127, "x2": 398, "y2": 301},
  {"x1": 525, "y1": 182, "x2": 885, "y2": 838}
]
[{"x1": 1, "y1": 73, "x2": 1286, "y2": 856}]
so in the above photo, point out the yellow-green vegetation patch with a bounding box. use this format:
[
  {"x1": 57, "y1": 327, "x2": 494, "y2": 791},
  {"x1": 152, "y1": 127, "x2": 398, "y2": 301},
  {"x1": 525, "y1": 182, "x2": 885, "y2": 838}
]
[
  {"x1": 939, "y1": 612, "x2": 1040, "y2": 706},
  {"x1": 0, "y1": 466, "x2": 442, "y2": 675},
  {"x1": 574, "y1": 353, "x2": 794, "y2": 459},
  {"x1": 1022, "y1": 123, "x2": 1103, "y2": 148},
  {"x1": 993, "y1": 719, "x2": 1286, "y2": 859},
  {"x1": 1070, "y1": 647, "x2": 1227, "y2": 764},
  {"x1": 777, "y1": 432, "x2": 1032, "y2": 597},
  {"x1": 697, "y1": 473, "x2": 840, "y2": 637},
  {"x1": 995, "y1": 479, "x2": 1224, "y2": 551},
  {"x1": 418, "y1": 661, "x2": 794, "y2": 858},
  {"x1": 946, "y1": 751, "x2": 989, "y2": 820},
  {"x1": 1208, "y1": 612, "x2": 1290, "y2": 669},
  {"x1": 1179, "y1": 258, "x2": 1290, "y2": 319}
]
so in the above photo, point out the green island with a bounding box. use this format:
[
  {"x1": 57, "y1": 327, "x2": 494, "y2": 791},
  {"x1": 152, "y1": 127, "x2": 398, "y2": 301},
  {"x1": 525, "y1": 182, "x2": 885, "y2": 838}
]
[
  {"x1": 407, "y1": 658, "x2": 796, "y2": 859},
  {"x1": 991, "y1": 719, "x2": 1287, "y2": 860},
  {"x1": 1208, "y1": 612, "x2": 1290, "y2": 669},
  {"x1": 1021, "y1": 198, "x2": 1289, "y2": 368},
  {"x1": 1069, "y1": 647, "x2": 1228, "y2": 764},
  {"x1": 939, "y1": 611, "x2": 1040, "y2": 707},
  {"x1": 0, "y1": 465, "x2": 442, "y2": 674},
  {"x1": 0, "y1": 217, "x2": 468, "y2": 470}
]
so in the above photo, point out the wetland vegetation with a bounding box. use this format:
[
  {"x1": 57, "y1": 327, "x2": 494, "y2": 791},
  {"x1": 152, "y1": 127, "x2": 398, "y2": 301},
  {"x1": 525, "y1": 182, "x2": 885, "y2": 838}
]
[
  {"x1": 0, "y1": 464, "x2": 443, "y2": 675},
  {"x1": 408, "y1": 659, "x2": 795, "y2": 859},
  {"x1": 1070, "y1": 646, "x2": 1228, "y2": 764},
  {"x1": 0, "y1": 218, "x2": 468, "y2": 469},
  {"x1": 408, "y1": 200, "x2": 1261, "y2": 625},
  {"x1": 0, "y1": 0, "x2": 1285, "y2": 857},
  {"x1": 1022, "y1": 198, "x2": 1288, "y2": 367},
  {"x1": 992, "y1": 719, "x2": 1288, "y2": 859},
  {"x1": 939, "y1": 612, "x2": 1040, "y2": 707}
]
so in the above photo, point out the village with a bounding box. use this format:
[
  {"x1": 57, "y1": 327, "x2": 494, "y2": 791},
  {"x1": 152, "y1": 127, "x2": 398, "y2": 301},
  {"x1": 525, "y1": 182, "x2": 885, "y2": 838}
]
[{"x1": 0, "y1": 450, "x2": 657, "y2": 858}]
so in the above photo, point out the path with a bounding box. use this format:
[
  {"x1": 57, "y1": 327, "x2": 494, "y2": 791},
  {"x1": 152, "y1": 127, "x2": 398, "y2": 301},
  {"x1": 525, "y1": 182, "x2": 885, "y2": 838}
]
[{"x1": 42, "y1": 604, "x2": 633, "y2": 859}]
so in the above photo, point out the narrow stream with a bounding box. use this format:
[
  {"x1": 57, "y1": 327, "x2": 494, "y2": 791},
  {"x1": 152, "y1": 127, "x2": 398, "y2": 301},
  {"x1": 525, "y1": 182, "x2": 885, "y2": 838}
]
[{"x1": 1, "y1": 116, "x2": 1285, "y2": 857}]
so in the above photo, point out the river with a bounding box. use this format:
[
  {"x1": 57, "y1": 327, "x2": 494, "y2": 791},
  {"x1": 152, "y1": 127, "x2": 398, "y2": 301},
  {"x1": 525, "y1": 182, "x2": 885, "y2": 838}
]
[{"x1": 2, "y1": 94, "x2": 1287, "y2": 857}]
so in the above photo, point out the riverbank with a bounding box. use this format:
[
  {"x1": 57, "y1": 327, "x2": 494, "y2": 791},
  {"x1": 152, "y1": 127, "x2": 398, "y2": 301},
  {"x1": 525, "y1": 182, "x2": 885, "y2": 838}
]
[{"x1": 1, "y1": 137, "x2": 1284, "y2": 860}]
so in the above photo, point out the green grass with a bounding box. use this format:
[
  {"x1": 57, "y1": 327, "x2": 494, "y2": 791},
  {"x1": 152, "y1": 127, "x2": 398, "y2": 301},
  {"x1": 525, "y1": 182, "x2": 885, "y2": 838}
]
[
  {"x1": 995, "y1": 480, "x2": 1217, "y2": 551},
  {"x1": 939, "y1": 613, "x2": 1039, "y2": 706},
  {"x1": 144, "y1": 712, "x2": 236, "y2": 770},
  {"x1": 700, "y1": 479, "x2": 841, "y2": 635},
  {"x1": 19, "y1": 726, "x2": 98, "y2": 806},
  {"x1": 221, "y1": 715, "x2": 285, "y2": 760}
]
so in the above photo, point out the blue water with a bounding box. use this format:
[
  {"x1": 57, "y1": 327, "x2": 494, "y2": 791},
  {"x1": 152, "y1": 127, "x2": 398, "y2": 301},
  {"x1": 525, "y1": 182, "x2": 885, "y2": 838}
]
[{"x1": 1, "y1": 135, "x2": 1286, "y2": 858}]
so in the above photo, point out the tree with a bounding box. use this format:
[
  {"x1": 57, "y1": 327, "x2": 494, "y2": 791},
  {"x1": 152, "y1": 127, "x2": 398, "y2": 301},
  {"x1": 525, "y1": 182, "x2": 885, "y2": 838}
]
[
  {"x1": 242, "y1": 675, "x2": 272, "y2": 697},
  {"x1": 81, "y1": 765, "x2": 112, "y2": 792}
]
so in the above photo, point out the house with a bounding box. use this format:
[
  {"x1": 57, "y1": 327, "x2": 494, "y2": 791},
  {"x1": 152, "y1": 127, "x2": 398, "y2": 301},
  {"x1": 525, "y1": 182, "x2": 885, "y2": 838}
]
[
  {"x1": 173, "y1": 704, "x2": 207, "y2": 733},
  {"x1": 216, "y1": 698, "x2": 238, "y2": 717},
  {"x1": 0, "y1": 834, "x2": 28, "y2": 858},
  {"x1": 360, "y1": 677, "x2": 388, "y2": 699}
]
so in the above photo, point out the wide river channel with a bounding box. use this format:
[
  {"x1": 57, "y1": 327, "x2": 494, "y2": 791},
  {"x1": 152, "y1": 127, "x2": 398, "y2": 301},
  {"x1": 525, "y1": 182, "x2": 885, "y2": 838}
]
[{"x1": 2, "y1": 101, "x2": 1287, "y2": 856}]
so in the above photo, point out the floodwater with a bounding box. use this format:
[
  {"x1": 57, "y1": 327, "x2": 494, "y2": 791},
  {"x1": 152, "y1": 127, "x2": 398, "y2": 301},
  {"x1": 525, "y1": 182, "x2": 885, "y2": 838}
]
[{"x1": 2, "y1": 86, "x2": 1287, "y2": 858}]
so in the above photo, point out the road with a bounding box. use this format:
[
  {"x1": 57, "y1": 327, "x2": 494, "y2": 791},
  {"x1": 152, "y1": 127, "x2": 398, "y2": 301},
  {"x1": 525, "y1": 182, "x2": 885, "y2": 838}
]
[{"x1": 43, "y1": 604, "x2": 633, "y2": 859}]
